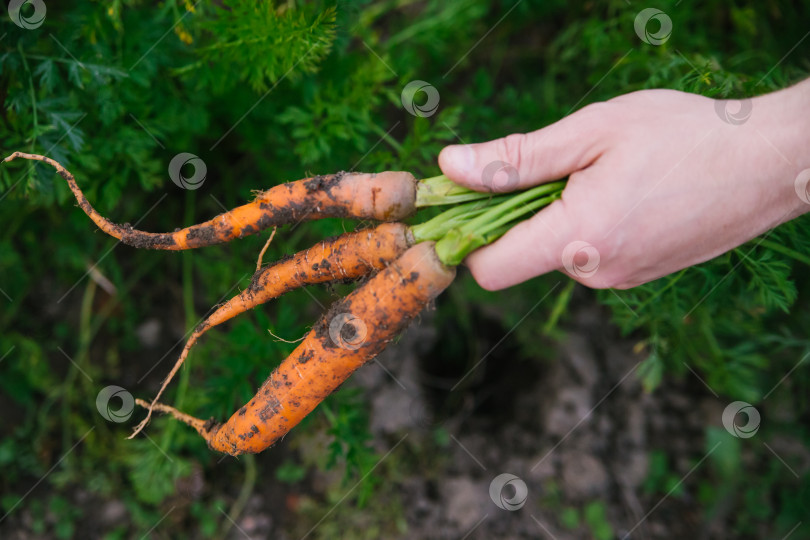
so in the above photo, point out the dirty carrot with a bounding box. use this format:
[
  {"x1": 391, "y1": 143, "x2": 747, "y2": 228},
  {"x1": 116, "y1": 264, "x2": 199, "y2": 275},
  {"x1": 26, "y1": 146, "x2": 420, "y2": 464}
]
[
  {"x1": 130, "y1": 221, "x2": 414, "y2": 437},
  {"x1": 2, "y1": 152, "x2": 419, "y2": 249},
  {"x1": 140, "y1": 241, "x2": 455, "y2": 455},
  {"x1": 134, "y1": 181, "x2": 567, "y2": 451},
  {"x1": 130, "y1": 193, "x2": 520, "y2": 438}
]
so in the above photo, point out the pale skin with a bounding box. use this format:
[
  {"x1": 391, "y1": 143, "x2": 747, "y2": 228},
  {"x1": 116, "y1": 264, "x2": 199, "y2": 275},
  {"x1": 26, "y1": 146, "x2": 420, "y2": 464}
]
[{"x1": 439, "y1": 78, "x2": 810, "y2": 290}]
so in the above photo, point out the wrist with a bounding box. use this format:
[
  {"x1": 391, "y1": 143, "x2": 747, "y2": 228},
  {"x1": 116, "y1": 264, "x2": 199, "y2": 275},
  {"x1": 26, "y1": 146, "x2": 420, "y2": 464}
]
[{"x1": 750, "y1": 79, "x2": 810, "y2": 219}]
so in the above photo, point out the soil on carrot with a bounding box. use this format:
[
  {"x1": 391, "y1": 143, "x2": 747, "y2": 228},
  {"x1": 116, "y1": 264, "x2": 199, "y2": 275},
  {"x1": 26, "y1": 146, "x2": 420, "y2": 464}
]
[
  {"x1": 0, "y1": 276, "x2": 727, "y2": 539},
  {"x1": 303, "y1": 171, "x2": 346, "y2": 193}
]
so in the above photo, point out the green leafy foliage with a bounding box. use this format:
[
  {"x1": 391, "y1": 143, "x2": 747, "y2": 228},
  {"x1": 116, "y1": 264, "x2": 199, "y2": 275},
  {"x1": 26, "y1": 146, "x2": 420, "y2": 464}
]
[
  {"x1": 1, "y1": 0, "x2": 809, "y2": 537},
  {"x1": 193, "y1": 2, "x2": 337, "y2": 93},
  {"x1": 584, "y1": 501, "x2": 614, "y2": 540},
  {"x1": 322, "y1": 389, "x2": 379, "y2": 507}
]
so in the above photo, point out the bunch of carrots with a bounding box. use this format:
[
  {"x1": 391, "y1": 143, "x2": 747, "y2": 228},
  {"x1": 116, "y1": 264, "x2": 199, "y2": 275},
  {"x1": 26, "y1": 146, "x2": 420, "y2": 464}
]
[{"x1": 4, "y1": 151, "x2": 565, "y2": 456}]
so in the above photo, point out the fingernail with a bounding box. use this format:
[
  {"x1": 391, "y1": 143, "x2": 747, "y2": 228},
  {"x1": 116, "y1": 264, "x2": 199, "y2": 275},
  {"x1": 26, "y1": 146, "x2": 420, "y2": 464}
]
[{"x1": 444, "y1": 144, "x2": 474, "y2": 178}]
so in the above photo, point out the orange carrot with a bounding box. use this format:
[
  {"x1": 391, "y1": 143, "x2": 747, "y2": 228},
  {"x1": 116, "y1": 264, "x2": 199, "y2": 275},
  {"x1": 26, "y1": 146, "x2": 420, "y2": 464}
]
[
  {"x1": 130, "y1": 222, "x2": 414, "y2": 437},
  {"x1": 2, "y1": 152, "x2": 417, "y2": 250},
  {"x1": 140, "y1": 241, "x2": 455, "y2": 455}
]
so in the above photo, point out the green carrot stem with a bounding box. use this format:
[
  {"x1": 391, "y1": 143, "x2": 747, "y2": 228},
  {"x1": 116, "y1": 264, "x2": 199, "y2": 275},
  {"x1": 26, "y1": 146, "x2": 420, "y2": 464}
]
[
  {"x1": 430, "y1": 181, "x2": 566, "y2": 265},
  {"x1": 457, "y1": 181, "x2": 565, "y2": 234},
  {"x1": 411, "y1": 196, "x2": 511, "y2": 241},
  {"x1": 411, "y1": 207, "x2": 491, "y2": 242},
  {"x1": 415, "y1": 174, "x2": 495, "y2": 206},
  {"x1": 478, "y1": 192, "x2": 561, "y2": 236}
]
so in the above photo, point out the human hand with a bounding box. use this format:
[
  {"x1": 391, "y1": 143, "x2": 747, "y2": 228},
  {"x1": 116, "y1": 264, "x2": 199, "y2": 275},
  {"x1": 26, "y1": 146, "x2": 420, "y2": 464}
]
[{"x1": 438, "y1": 83, "x2": 810, "y2": 290}]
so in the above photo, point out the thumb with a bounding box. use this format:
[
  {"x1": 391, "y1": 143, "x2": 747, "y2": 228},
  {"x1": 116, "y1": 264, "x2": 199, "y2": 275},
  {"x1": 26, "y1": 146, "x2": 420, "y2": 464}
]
[
  {"x1": 464, "y1": 199, "x2": 575, "y2": 290},
  {"x1": 438, "y1": 104, "x2": 606, "y2": 192}
]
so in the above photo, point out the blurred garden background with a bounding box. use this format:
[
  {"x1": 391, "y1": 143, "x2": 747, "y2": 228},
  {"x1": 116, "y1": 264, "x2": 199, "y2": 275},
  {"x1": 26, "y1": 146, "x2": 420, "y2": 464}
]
[{"x1": 1, "y1": 0, "x2": 809, "y2": 538}]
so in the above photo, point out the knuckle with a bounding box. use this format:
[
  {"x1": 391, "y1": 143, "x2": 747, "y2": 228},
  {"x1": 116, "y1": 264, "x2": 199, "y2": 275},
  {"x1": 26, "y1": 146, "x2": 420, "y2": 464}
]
[
  {"x1": 576, "y1": 101, "x2": 609, "y2": 118},
  {"x1": 501, "y1": 132, "x2": 528, "y2": 172},
  {"x1": 573, "y1": 102, "x2": 613, "y2": 133}
]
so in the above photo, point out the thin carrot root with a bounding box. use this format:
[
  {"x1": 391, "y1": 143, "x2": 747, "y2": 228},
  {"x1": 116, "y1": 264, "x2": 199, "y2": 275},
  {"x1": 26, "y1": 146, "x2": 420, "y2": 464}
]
[
  {"x1": 256, "y1": 227, "x2": 277, "y2": 271},
  {"x1": 267, "y1": 329, "x2": 306, "y2": 343},
  {"x1": 3, "y1": 152, "x2": 418, "y2": 250},
  {"x1": 134, "y1": 398, "x2": 208, "y2": 434},
  {"x1": 197, "y1": 241, "x2": 455, "y2": 455},
  {"x1": 128, "y1": 222, "x2": 414, "y2": 439}
]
